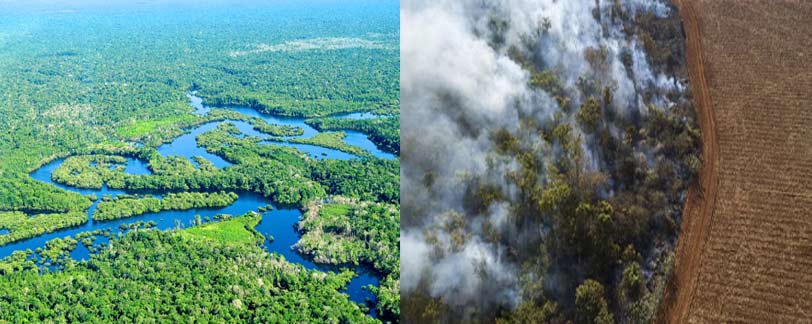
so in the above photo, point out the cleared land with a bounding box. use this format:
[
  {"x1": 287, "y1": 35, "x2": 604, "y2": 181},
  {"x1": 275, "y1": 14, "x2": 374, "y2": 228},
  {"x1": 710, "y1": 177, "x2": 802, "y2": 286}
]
[{"x1": 665, "y1": 0, "x2": 812, "y2": 322}]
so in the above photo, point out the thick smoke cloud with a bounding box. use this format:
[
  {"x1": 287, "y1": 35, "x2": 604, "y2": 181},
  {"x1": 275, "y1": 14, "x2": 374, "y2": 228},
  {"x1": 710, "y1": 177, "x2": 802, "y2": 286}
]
[
  {"x1": 401, "y1": 0, "x2": 679, "y2": 316},
  {"x1": 400, "y1": 3, "x2": 527, "y2": 310}
]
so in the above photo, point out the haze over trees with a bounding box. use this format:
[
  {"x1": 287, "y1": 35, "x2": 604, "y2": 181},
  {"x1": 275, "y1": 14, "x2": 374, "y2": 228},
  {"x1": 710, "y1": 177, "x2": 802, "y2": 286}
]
[{"x1": 401, "y1": 0, "x2": 699, "y2": 322}]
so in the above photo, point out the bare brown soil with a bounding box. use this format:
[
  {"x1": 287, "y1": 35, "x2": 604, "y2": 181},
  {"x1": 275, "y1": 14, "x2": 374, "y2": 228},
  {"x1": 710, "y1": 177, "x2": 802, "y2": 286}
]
[{"x1": 664, "y1": 0, "x2": 812, "y2": 322}]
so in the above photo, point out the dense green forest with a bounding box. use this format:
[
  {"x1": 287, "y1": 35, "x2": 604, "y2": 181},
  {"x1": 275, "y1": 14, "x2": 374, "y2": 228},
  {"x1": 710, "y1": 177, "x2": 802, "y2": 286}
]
[
  {"x1": 288, "y1": 132, "x2": 371, "y2": 157},
  {"x1": 0, "y1": 216, "x2": 377, "y2": 323},
  {"x1": 0, "y1": 2, "x2": 399, "y2": 204},
  {"x1": 0, "y1": 1, "x2": 399, "y2": 322},
  {"x1": 295, "y1": 197, "x2": 401, "y2": 318},
  {"x1": 45, "y1": 127, "x2": 400, "y2": 210},
  {"x1": 307, "y1": 116, "x2": 400, "y2": 155},
  {"x1": 93, "y1": 192, "x2": 239, "y2": 221}
]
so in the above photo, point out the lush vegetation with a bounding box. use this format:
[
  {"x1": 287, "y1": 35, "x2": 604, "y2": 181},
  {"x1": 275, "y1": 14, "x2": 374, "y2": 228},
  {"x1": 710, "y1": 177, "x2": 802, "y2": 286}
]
[
  {"x1": 309, "y1": 158, "x2": 400, "y2": 204},
  {"x1": 295, "y1": 198, "x2": 400, "y2": 318},
  {"x1": 0, "y1": 1, "x2": 399, "y2": 240},
  {"x1": 0, "y1": 1, "x2": 399, "y2": 322},
  {"x1": 0, "y1": 176, "x2": 92, "y2": 214},
  {"x1": 0, "y1": 210, "x2": 88, "y2": 246},
  {"x1": 204, "y1": 94, "x2": 398, "y2": 119},
  {"x1": 116, "y1": 111, "x2": 200, "y2": 138},
  {"x1": 250, "y1": 120, "x2": 304, "y2": 137},
  {"x1": 0, "y1": 218, "x2": 377, "y2": 323},
  {"x1": 181, "y1": 212, "x2": 263, "y2": 244},
  {"x1": 307, "y1": 116, "x2": 400, "y2": 155},
  {"x1": 118, "y1": 108, "x2": 306, "y2": 147},
  {"x1": 288, "y1": 131, "x2": 369, "y2": 157},
  {"x1": 93, "y1": 192, "x2": 239, "y2": 221},
  {"x1": 48, "y1": 127, "x2": 400, "y2": 210},
  {"x1": 51, "y1": 155, "x2": 131, "y2": 189},
  {"x1": 295, "y1": 198, "x2": 398, "y2": 273}
]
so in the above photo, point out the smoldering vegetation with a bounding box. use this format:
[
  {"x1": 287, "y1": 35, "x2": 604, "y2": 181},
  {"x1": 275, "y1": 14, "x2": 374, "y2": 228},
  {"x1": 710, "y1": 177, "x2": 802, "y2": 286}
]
[{"x1": 401, "y1": 0, "x2": 700, "y2": 322}]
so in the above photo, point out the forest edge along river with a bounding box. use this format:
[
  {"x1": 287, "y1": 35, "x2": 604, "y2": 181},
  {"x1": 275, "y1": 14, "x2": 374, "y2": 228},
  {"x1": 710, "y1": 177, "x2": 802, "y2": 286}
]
[
  {"x1": 2, "y1": 93, "x2": 397, "y2": 317},
  {"x1": 173, "y1": 92, "x2": 395, "y2": 164}
]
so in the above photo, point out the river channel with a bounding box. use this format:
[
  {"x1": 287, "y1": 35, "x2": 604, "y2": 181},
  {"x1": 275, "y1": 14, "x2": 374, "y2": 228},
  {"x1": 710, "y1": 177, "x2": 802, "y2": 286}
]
[{"x1": 1, "y1": 93, "x2": 396, "y2": 317}]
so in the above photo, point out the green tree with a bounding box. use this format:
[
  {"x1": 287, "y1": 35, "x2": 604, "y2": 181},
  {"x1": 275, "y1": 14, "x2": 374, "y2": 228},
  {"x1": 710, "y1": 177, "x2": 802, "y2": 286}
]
[
  {"x1": 575, "y1": 279, "x2": 614, "y2": 324},
  {"x1": 619, "y1": 262, "x2": 644, "y2": 303},
  {"x1": 577, "y1": 97, "x2": 602, "y2": 133}
]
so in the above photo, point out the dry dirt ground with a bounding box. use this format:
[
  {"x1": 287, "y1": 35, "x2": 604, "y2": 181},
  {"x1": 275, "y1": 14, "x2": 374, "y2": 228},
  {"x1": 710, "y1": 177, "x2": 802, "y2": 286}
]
[{"x1": 663, "y1": 0, "x2": 812, "y2": 322}]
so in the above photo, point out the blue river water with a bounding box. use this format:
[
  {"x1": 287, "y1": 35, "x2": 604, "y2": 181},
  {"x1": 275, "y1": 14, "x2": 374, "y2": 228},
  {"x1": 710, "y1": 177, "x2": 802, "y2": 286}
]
[
  {"x1": 202, "y1": 96, "x2": 397, "y2": 161},
  {"x1": 0, "y1": 94, "x2": 394, "y2": 316},
  {"x1": 339, "y1": 112, "x2": 380, "y2": 120},
  {"x1": 12, "y1": 165, "x2": 381, "y2": 314},
  {"x1": 158, "y1": 122, "x2": 233, "y2": 168}
]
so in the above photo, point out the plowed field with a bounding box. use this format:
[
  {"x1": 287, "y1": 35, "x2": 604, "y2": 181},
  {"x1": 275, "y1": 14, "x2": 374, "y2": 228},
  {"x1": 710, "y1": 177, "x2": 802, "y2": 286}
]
[{"x1": 664, "y1": 0, "x2": 812, "y2": 322}]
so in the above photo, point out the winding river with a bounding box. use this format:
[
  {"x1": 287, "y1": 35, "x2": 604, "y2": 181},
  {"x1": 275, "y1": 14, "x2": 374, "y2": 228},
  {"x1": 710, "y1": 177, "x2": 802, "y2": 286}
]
[
  {"x1": 1, "y1": 94, "x2": 396, "y2": 316},
  {"x1": 167, "y1": 93, "x2": 395, "y2": 165}
]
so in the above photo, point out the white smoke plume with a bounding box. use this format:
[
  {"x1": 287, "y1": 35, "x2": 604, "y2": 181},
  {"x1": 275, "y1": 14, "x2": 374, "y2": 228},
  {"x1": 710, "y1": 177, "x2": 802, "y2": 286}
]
[{"x1": 401, "y1": 0, "x2": 681, "y2": 317}]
